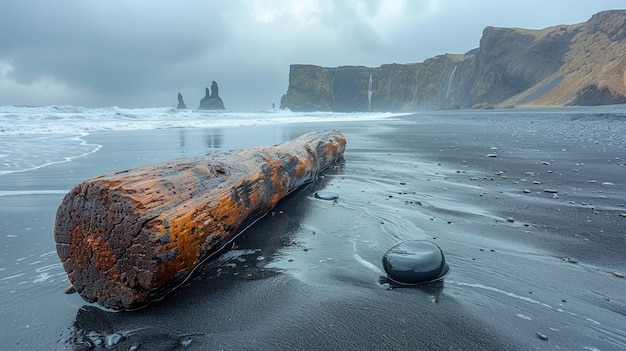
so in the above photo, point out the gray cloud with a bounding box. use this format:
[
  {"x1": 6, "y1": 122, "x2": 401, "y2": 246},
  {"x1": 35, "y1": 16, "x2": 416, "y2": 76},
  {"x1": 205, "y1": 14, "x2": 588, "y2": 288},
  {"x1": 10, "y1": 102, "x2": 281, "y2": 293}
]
[{"x1": 1, "y1": 0, "x2": 624, "y2": 110}]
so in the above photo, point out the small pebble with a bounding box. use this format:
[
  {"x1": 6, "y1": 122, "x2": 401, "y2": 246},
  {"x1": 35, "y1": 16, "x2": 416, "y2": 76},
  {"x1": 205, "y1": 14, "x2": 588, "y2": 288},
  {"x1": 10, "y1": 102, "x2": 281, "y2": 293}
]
[
  {"x1": 105, "y1": 333, "x2": 124, "y2": 348},
  {"x1": 543, "y1": 189, "x2": 558, "y2": 194},
  {"x1": 523, "y1": 189, "x2": 531, "y2": 193},
  {"x1": 566, "y1": 258, "x2": 578, "y2": 264},
  {"x1": 129, "y1": 342, "x2": 141, "y2": 351},
  {"x1": 64, "y1": 284, "x2": 76, "y2": 294},
  {"x1": 486, "y1": 153, "x2": 498, "y2": 158},
  {"x1": 506, "y1": 217, "x2": 515, "y2": 223},
  {"x1": 314, "y1": 191, "x2": 339, "y2": 200},
  {"x1": 612, "y1": 272, "x2": 625, "y2": 278},
  {"x1": 536, "y1": 332, "x2": 549, "y2": 341}
]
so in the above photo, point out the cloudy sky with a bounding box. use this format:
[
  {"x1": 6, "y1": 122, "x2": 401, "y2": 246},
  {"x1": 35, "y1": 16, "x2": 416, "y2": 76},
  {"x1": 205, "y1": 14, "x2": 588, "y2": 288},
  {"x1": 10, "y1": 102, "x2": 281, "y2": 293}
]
[{"x1": 1, "y1": 1, "x2": 624, "y2": 110}]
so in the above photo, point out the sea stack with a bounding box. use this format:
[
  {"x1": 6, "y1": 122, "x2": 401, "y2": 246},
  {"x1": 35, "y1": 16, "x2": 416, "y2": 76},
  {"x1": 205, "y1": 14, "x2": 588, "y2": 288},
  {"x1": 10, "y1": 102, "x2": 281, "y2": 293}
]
[
  {"x1": 198, "y1": 81, "x2": 226, "y2": 110},
  {"x1": 176, "y1": 92, "x2": 187, "y2": 109}
]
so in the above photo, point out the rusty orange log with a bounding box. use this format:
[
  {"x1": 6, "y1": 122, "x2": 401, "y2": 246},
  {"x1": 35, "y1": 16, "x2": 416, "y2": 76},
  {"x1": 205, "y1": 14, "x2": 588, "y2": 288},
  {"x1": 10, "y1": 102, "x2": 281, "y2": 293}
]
[{"x1": 54, "y1": 130, "x2": 346, "y2": 310}]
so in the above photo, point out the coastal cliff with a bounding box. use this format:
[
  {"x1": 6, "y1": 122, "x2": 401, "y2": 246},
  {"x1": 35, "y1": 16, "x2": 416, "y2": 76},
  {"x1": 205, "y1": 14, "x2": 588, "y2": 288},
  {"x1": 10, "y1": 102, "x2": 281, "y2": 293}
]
[{"x1": 280, "y1": 10, "x2": 626, "y2": 112}]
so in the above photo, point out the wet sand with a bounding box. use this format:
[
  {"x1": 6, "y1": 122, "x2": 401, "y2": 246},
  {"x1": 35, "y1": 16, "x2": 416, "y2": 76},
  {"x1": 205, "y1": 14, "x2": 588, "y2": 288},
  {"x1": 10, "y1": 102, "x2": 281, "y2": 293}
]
[{"x1": 1, "y1": 108, "x2": 625, "y2": 350}]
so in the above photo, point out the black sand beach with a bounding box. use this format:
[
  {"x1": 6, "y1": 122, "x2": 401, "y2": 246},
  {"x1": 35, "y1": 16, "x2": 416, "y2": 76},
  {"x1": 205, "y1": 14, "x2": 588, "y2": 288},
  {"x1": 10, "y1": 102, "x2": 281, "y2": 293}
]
[{"x1": 1, "y1": 108, "x2": 625, "y2": 350}]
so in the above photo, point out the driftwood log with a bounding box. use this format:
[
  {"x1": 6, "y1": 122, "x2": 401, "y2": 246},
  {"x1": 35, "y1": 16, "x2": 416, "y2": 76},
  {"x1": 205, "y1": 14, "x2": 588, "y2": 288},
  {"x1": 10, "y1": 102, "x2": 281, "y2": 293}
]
[{"x1": 55, "y1": 130, "x2": 346, "y2": 310}]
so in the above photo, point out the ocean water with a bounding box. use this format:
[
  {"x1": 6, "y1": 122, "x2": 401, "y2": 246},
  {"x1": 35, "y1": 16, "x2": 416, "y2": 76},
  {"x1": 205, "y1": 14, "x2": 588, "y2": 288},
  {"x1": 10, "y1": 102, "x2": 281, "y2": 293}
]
[{"x1": 0, "y1": 105, "x2": 401, "y2": 177}]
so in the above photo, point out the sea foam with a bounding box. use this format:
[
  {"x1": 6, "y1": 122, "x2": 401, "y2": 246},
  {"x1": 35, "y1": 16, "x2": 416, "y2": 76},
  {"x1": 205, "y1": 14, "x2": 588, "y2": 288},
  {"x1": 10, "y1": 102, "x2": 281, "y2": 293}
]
[
  {"x1": 0, "y1": 105, "x2": 401, "y2": 135},
  {"x1": 0, "y1": 105, "x2": 403, "y2": 175}
]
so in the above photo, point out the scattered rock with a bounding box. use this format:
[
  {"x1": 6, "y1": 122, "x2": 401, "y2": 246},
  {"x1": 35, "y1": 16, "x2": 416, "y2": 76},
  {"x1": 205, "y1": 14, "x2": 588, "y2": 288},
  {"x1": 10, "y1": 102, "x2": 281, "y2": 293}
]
[
  {"x1": 612, "y1": 271, "x2": 625, "y2": 278},
  {"x1": 486, "y1": 153, "x2": 498, "y2": 158},
  {"x1": 543, "y1": 189, "x2": 558, "y2": 194},
  {"x1": 64, "y1": 284, "x2": 76, "y2": 294},
  {"x1": 523, "y1": 189, "x2": 532, "y2": 193},
  {"x1": 105, "y1": 333, "x2": 124, "y2": 348},
  {"x1": 536, "y1": 332, "x2": 549, "y2": 341},
  {"x1": 314, "y1": 191, "x2": 339, "y2": 200}
]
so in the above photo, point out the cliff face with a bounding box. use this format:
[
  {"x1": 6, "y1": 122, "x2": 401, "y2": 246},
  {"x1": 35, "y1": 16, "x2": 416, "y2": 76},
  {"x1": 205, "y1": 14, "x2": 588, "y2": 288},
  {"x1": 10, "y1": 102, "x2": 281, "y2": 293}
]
[{"x1": 281, "y1": 10, "x2": 626, "y2": 112}]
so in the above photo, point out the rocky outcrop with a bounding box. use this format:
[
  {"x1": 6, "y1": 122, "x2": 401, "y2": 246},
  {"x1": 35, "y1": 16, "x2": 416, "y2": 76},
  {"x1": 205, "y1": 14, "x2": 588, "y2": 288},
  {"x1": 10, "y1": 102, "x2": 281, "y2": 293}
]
[
  {"x1": 199, "y1": 81, "x2": 226, "y2": 110},
  {"x1": 570, "y1": 85, "x2": 626, "y2": 106},
  {"x1": 281, "y1": 10, "x2": 626, "y2": 111},
  {"x1": 176, "y1": 92, "x2": 187, "y2": 109}
]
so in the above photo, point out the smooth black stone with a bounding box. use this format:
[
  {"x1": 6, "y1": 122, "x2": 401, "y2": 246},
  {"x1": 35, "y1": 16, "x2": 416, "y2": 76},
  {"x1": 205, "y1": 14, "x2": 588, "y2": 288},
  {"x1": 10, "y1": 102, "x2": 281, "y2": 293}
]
[{"x1": 382, "y1": 240, "x2": 449, "y2": 285}]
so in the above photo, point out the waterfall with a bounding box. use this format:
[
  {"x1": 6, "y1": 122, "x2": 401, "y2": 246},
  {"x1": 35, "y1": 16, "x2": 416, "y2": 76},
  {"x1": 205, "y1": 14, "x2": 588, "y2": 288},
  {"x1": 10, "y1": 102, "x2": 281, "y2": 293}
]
[
  {"x1": 331, "y1": 75, "x2": 335, "y2": 110},
  {"x1": 368, "y1": 74, "x2": 373, "y2": 111},
  {"x1": 445, "y1": 66, "x2": 457, "y2": 99}
]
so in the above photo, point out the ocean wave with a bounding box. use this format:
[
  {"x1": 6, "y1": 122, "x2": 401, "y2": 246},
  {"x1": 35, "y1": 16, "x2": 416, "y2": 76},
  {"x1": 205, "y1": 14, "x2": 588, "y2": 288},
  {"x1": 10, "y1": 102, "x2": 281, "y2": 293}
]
[
  {"x1": 0, "y1": 190, "x2": 69, "y2": 197},
  {"x1": 0, "y1": 105, "x2": 405, "y2": 176},
  {"x1": 0, "y1": 105, "x2": 405, "y2": 135},
  {"x1": 0, "y1": 132, "x2": 101, "y2": 176}
]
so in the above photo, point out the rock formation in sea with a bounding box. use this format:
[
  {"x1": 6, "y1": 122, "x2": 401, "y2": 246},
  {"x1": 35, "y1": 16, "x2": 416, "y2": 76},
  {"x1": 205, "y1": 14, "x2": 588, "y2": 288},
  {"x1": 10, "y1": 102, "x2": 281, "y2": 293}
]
[
  {"x1": 176, "y1": 92, "x2": 187, "y2": 109},
  {"x1": 199, "y1": 81, "x2": 226, "y2": 110},
  {"x1": 280, "y1": 10, "x2": 626, "y2": 112}
]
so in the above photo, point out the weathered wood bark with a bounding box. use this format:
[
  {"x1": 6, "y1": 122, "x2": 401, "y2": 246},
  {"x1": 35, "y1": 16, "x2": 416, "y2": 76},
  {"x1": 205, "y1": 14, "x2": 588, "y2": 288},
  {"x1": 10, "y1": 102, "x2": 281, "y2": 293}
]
[{"x1": 55, "y1": 130, "x2": 346, "y2": 310}]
